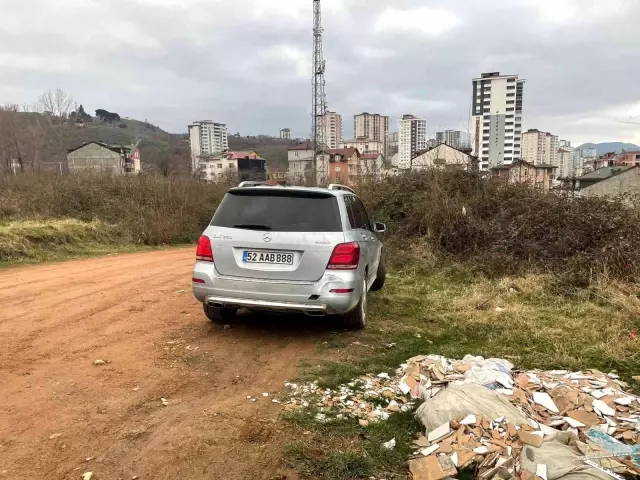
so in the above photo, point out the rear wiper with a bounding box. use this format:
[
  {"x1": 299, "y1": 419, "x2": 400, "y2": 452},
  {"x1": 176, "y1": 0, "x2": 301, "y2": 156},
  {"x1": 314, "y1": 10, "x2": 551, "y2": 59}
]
[{"x1": 232, "y1": 224, "x2": 272, "y2": 231}]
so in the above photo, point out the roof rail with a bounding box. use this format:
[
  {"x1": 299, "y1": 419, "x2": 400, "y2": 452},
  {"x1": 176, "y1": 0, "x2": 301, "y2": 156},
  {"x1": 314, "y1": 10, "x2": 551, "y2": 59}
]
[
  {"x1": 237, "y1": 181, "x2": 270, "y2": 188},
  {"x1": 327, "y1": 184, "x2": 356, "y2": 194}
]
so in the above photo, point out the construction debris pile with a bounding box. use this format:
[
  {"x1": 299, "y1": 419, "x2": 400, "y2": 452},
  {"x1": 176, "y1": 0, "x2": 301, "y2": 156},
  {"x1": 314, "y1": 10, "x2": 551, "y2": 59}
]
[{"x1": 284, "y1": 354, "x2": 640, "y2": 479}]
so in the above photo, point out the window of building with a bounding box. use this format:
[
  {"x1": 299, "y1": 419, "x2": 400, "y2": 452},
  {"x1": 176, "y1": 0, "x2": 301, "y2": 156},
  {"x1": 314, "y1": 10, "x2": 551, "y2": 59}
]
[
  {"x1": 229, "y1": 163, "x2": 235, "y2": 168},
  {"x1": 507, "y1": 78, "x2": 516, "y2": 82},
  {"x1": 507, "y1": 93, "x2": 515, "y2": 97},
  {"x1": 217, "y1": 164, "x2": 222, "y2": 169},
  {"x1": 506, "y1": 108, "x2": 515, "y2": 112}
]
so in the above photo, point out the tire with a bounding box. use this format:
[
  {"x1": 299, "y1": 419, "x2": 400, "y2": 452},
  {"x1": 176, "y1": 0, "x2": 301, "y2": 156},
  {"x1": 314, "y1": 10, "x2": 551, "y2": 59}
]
[
  {"x1": 203, "y1": 304, "x2": 238, "y2": 324},
  {"x1": 342, "y1": 280, "x2": 367, "y2": 330},
  {"x1": 370, "y1": 254, "x2": 386, "y2": 291}
]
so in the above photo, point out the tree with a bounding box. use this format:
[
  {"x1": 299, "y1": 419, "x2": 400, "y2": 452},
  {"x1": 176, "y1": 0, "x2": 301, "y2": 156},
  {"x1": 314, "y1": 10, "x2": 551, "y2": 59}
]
[
  {"x1": 37, "y1": 88, "x2": 74, "y2": 118},
  {"x1": 95, "y1": 109, "x2": 121, "y2": 124}
]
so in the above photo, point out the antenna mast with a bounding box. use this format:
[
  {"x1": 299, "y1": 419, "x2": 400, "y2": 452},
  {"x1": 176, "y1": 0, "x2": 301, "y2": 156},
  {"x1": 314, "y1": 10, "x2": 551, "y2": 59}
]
[{"x1": 312, "y1": 0, "x2": 327, "y2": 183}]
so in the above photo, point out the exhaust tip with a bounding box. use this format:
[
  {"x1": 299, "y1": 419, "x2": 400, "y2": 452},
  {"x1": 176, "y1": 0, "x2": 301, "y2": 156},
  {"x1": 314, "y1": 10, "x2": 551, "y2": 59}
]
[
  {"x1": 306, "y1": 310, "x2": 326, "y2": 317},
  {"x1": 209, "y1": 302, "x2": 224, "y2": 308}
]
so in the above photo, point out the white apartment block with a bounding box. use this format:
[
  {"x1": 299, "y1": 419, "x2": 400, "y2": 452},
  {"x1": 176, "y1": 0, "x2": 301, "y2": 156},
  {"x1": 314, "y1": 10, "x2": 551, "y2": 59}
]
[
  {"x1": 398, "y1": 114, "x2": 427, "y2": 169},
  {"x1": 339, "y1": 138, "x2": 383, "y2": 155},
  {"x1": 189, "y1": 120, "x2": 228, "y2": 170},
  {"x1": 319, "y1": 111, "x2": 342, "y2": 149},
  {"x1": 558, "y1": 147, "x2": 575, "y2": 178},
  {"x1": 354, "y1": 112, "x2": 390, "y2": 157},
  {"x1": 280, "y1": 128, "x2": 291, "y2": 139},
  {"x1": 471, "y1": 72, "x2": 525, "y2": 170},
  {"x1": 522, "y1": 129, "x2": 559, "y2": 168},
  {"x1": 435, "y1": 130, "x2": 471, "y2": 150}
]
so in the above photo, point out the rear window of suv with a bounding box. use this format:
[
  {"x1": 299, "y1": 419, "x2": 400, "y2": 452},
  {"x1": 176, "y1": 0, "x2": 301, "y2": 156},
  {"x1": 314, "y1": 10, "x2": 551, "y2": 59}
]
[{"x1": 211, "y1": 190, "x2": 343, "y2": 232}]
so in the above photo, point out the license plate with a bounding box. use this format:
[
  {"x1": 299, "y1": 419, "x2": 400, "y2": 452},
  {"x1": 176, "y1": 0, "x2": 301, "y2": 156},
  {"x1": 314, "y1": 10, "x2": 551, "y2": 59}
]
[{"x1": 243, "y1": 251, "x2": 294, "y2": 265}]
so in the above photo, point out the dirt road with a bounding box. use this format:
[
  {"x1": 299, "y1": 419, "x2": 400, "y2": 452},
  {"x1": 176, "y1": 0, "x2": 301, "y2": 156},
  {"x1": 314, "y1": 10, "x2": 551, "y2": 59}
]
[{"x1": 0, "y1": 249, "x2": 330, "y2": 479}]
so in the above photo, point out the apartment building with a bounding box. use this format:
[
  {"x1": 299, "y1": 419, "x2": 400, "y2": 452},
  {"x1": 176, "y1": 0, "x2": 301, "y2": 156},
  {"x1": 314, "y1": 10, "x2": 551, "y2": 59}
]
[
  {"x1": 558, "y1": 148, "x2": 575, "y2": 178},
  {"x1": 491, "y1": 159, "x2": 556, "y2": 192},
  {"x1": 354, "y1": 112, "x2": 390, "y2": 157},
  {"x1": 319, "y1": 111, "x2": 342, "y2": 149},
  {"x1": 189, "y1": 120, "x2": 228, "y2": 171},
  {"x1": 398, "y1": 114, "x2": 427, "y2": 169},
  {"x1": 279, "y1": 128, "x2": 291, "y2": 139},
  {"x1": 522, "y1": 129, "x2": 559, "y2": 170},
  {"x1": 338, "y1": 138, "x2": 383, "y2": 155},
  {"x1": 387, "y1": 132, "x2": 399, "y2": 155},
  {"x1": 196, "y1": 151, "x2": 266, "y2": 182},
  {"x1": 471, "y1": 72, "x2": 525, "y2": 170},
  {"x1": 435, "y1": 130, "x2": 471, "y2": 150},
  {"x1": 287, "y1": 143, "x2": 315, "y2": 181}
]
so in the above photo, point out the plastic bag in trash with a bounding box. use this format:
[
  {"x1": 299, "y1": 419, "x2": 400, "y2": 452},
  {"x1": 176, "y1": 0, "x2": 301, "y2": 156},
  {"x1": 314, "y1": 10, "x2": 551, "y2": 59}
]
[{"x1": 459, "y1": 355, "x2": 514, "y2": 390}]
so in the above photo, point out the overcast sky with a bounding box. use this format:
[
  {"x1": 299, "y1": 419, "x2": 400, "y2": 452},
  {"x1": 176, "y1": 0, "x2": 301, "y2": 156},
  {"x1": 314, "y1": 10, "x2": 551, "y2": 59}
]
[{"x1": 1, "y1": 0, "x2": 639, "y2": 145}]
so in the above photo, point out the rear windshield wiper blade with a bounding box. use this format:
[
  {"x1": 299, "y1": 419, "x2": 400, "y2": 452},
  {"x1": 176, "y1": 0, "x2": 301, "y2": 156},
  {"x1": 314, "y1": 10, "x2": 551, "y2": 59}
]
[{"x1": 232, "y1": 224, "x2": 272, "y2": 231}]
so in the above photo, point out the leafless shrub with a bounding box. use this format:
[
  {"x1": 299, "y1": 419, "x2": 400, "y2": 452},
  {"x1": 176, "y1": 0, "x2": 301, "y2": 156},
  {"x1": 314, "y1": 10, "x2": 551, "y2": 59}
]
[{"x1": 357, "y1": 170, "x2": 640, "y2": 284}]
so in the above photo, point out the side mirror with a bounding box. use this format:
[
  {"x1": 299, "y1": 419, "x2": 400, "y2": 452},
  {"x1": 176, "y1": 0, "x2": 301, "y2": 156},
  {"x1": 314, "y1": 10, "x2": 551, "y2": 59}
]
[{"x1": 373, "y1": 222, "x2": 387, "y2": 233}]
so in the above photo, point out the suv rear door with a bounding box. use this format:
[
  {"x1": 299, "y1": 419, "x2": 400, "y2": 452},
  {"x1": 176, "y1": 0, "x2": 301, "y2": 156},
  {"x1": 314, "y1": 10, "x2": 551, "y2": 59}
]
[
  {"x1": 344, "y1": 195, "x2": 378, "y2": 281},
  {"x1": 206, "y1": 188, "x2": 345, "y2": 282}
]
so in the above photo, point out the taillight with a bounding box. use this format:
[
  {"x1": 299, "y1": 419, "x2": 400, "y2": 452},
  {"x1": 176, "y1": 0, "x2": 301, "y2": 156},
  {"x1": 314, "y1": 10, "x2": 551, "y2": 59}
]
[
  {"x1": 327, "y1": 242, "x2": 360, "y2": 270},
  {"x1": 196, "y1": 235, "x2": 213, "y2": 262}
]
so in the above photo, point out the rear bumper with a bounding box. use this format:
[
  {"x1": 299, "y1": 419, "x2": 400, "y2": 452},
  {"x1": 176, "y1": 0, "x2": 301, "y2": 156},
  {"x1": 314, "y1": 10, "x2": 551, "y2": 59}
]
[
  {"x1": 206, "y1": 296, "x2": 328, "y2": 316},
  {"x1": 192, "y1": 261, "x2": 362, "y2": 315}
]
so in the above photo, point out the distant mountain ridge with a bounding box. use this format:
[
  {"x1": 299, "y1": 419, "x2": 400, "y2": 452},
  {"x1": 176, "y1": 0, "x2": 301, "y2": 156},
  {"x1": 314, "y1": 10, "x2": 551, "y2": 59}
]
[{"x1": 576, "y1": 142, "x2": 640, "y2": 156}]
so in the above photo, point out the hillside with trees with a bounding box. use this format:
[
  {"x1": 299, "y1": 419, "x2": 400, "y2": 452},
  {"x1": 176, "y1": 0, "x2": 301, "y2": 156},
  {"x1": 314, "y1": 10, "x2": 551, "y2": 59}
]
[{"x1": 1, "y1": 88, "x2": 302, "y2": 176}]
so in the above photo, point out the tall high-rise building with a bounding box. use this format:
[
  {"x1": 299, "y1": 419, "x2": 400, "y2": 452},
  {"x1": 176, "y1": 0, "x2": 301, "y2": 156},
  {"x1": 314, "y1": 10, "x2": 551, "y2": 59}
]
[
  {"x1": 319, "y1": 111, "x2": 342, "y2": 149},
  {"x1": 471, "y1": 72, "x2": 526, "y2": 170},
  {"x1": 189, "y1": 120, "x2": 228, "y2": 157},
  {"x1": 398, "y1": 114, "x2": 427, "y2": 169},
  {"x1": 280, "y1": 128, "x2": 291, "y2": 139},
  {"x1": 435, "y1": 130, "x2": 471, "y2": 150},
  {"x1": 354, "y1": 113, "x2": 390, "y2": 157},
  {"x1": 522, "y1": 129, "x2": 559, "y2": 167}
]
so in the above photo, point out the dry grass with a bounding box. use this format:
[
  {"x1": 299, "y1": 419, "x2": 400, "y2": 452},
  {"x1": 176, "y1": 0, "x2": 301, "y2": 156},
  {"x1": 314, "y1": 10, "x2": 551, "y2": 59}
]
[{"x1": 0, "y1": 218, "x2": 159, "y2": 265}]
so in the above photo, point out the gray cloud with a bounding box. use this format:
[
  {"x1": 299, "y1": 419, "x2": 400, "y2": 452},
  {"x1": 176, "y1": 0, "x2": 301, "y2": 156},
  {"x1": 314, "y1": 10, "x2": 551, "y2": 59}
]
[{"x1": 1, "y1": 0, "x2": 639, "y2": 144}]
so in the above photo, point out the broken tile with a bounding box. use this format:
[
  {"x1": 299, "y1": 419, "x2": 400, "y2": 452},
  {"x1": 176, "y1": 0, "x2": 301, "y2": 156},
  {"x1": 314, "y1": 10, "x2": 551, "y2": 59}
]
[
  {"x1": 563, "y1": 416, "x2": 586, "y2": 428},
  {"x1": 593, "y1": 399, "x2": 616, "y2": 417},
  {"x1": 408, "y1": 454, "x2": 456, "y2": 480},
  {"x1": 518, "y1": 430, "x2": 544, "y2": 448},
  {"x1": 566, "y1": 409, "x2": 601, "y2": 427},
  {"x1": 533, "y1": 392, "x2": 559, "y2": 413},
  {"x1": 419, "y1": 444, "x2": 440, "y2": 456},
  {"x1": 460, "y1": 414, "x2": 477, "y2": 425},
  {"x1": 428, "y1": 422, "x2": 451, "y2": 443}
]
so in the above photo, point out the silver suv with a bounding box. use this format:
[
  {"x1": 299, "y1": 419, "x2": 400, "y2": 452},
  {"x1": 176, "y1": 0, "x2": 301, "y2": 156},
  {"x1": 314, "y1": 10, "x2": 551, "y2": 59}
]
[{"x1": 192, "y1": 183, "x2": 386, "y2": 330}]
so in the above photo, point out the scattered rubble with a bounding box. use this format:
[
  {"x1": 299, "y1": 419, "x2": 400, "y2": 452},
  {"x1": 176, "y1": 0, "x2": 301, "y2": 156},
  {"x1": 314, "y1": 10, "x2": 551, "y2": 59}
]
[
  {"x1": 92, "y1": 360, "x2": 106, "y2": 366},
  {"x1": 284, "y1": 354, "x2": 640, "y2": 478},
  {"x1": 382, "y1": 438, "x2": 396, "y2": 450},
  {"x1": 160, "y1": 398, "x2": 169, "y2": 407},
  {"x1": 48, "y1": 433, "x2": 62, "y2": 440}
]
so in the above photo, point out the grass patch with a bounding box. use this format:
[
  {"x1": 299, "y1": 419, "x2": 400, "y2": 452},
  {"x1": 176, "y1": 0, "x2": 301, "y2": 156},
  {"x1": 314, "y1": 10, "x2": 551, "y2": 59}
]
[
  {"x1": 0, "y1": 218, "x2": 185, "y2": 267},
  {"x1": 283, "y1": 410, "x2": 422, "y2": 480},
  {"x1": 284, "y1": 266, "x2": 640, "y2": 479}
]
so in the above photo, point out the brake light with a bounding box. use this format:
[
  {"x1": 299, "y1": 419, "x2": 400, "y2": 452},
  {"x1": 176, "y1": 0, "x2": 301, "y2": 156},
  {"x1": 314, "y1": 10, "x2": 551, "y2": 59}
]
[
  {"x1": 327, "y1": 242, "x2": 360, "y2": 270},
  {"x1": 196, "y1": 235, "x2": 213, "y2": 262}
]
